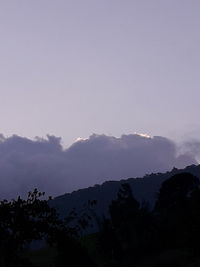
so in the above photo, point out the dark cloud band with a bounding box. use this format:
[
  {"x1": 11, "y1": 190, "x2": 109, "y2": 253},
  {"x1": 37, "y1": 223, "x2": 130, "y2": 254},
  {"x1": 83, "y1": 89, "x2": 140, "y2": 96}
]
[{"x1": 0, "y1": 133, "x2": 197, "y2": 199}]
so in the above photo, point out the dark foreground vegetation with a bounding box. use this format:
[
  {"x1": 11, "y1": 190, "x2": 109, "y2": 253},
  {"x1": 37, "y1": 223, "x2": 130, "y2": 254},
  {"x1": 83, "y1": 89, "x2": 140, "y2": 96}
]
[
  {"x1": 1, "y1": 172, "x2": 200, "y2": 266},
  {"x1": 0, "y1": 189, "x2": 96, "y2": 267}
]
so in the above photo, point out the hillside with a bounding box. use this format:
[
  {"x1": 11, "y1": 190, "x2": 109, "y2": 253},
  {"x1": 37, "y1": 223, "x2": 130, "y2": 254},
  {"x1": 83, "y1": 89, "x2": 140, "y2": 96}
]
[{"x1": 51, "y1": 164, "x2": 200, "y2": 222}]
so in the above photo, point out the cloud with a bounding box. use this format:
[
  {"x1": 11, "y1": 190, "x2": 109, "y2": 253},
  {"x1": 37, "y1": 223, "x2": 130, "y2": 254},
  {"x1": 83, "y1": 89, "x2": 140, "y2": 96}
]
[
  {"x1": 180, "y1": 139, "x2": 200, "y2": 161},
  {"x1": 0, "y1": 133, "x2": 197, "y2": 199}
]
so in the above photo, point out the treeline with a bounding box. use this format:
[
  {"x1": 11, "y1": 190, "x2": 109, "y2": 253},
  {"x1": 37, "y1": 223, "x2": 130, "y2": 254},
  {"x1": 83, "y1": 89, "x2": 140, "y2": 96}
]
[
  {"x1": 97, "y1": 172, "x2": 200, "y2": 267},
  {"x1": 1, "y1": 172, "x2": 200, "y2": 266}
]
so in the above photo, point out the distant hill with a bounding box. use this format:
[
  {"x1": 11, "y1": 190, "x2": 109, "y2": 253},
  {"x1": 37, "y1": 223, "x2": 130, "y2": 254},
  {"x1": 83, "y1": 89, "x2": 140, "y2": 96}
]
[{"x1": 50, "y1": 164, "x2": 200, "y2": 228}]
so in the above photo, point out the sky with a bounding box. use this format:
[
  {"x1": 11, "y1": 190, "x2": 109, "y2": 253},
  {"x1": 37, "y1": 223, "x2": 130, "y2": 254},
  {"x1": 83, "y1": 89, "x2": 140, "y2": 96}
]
[{"x1": 0, "y1": 0, "x2": 200, "y2": 147}]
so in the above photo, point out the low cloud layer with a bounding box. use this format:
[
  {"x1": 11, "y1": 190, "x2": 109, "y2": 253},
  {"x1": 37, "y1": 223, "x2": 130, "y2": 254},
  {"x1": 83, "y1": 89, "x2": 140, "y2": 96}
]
[{"x1": 0, "y1": 133, "x2": 197, "y2": 199}]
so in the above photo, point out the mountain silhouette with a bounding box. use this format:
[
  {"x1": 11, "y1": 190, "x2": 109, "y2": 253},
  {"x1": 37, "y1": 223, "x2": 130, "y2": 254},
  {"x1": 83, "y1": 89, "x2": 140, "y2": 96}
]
[{"x1": 51, "y1": 164, "x2": 200, "y2": 231}]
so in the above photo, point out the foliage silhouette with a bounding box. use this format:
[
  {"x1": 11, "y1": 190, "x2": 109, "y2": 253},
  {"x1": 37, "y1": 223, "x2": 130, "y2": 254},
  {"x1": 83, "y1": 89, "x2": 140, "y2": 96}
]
[
  {"x1": 0, "y1": 189, "x2": 96, "y2": 267},
  {"x1": 154, "y1": 173, "x2": 200, "y2": 251},
  {"x1": 98, "y1": 183, "x2": 155, "y2": 266},
  {"x1": 97, "y1": 173, "x2": 200, "y2": 267},
  {"x1": 2, "y1": 172, "x2": 200, "y2": 267}
]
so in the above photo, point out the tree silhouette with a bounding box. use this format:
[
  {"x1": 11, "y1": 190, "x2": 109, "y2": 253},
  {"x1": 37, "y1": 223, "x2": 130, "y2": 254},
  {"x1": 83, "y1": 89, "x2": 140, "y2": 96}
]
[
  {"x1": 155, "y1": 172, "x2": 199, "y2": 212},
  {"x1": 0, "y1": 189, "x2": 62, "y2": 266},
  {"x1": 98, "y1": 175, "x2": 200, "y2": 266},
  {"x1": 98, "y1": 183, "x2": 155, "y2": 266},
  {"x1": 154, "y1": 172, "x2": 200, "y2": 251},
  {"x1": 0, "y1": 189, "x2": 96, "y2": 267}
]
